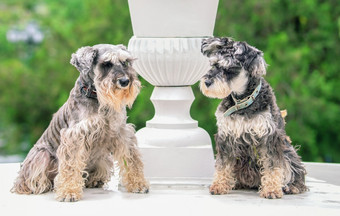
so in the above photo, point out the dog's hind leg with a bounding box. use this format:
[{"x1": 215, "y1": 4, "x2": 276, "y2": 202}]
[
  {"x1": 11, "y1": 144, "x2": 56, "y2": 194},
  {"x1": 282, "y1": 138, "x2": 307, "y2": 194}
]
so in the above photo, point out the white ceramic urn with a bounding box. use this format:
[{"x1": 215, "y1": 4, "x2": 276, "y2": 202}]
[
  {"x1": 127, "y1": 0, "x2": 219, "y2": 183},
  {"x1": 128, "y1": 0, "x2": 218, "y2": 38}
]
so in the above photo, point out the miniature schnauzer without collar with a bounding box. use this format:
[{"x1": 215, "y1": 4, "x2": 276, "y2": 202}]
[
  {"x1": 12, "y1": 44, "x2": 149, "y2": 202},
  {"x1": 200, "y1": 37, "x2": 307, "y2": 199}
]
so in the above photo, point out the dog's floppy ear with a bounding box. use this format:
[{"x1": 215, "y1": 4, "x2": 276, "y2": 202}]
[
  {"x1": 246, "y1": 51, "x2": 267, "y2": 77},
  {"x1": 237, "y1": 43, "x2": 267, "y2": 77},
  {"x1": 70, "y1": 46, "x2": 97, "y2": 75}
]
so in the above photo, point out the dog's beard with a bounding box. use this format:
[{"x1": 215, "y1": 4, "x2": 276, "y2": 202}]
[
  {"x1": 95, "y1": 77, "x2": 141, "y2": 113},
  {"x1": 200, "y1": 78, "x2": 231, "y2": 99}
]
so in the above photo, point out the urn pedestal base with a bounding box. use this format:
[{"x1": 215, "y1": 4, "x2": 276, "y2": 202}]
[
  {"x1": 138, "y1": 145, "x2": 214, "y2": 184},
  {"x1": 135, "y1": 86, "x2": 215, "y2": 184}
]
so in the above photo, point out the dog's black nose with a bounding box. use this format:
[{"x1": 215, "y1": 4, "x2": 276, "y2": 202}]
[
  {"x1": 118, "y1": 78, "x2": 130, "y2": 87},
  {"x1": 205, "y1": 80, "x2": 213, "y2": 87}
]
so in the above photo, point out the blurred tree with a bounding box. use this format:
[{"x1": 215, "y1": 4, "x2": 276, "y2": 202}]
[{"x1": 0, "y1": 0, "x2": 339, "y2": 162}]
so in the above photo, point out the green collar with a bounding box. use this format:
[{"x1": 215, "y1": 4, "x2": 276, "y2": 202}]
[{"x1": 224, "y1": 80, "x2": 262, "y2": 117}]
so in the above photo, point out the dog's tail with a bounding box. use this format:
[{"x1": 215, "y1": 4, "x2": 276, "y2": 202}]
[
  {"x1": 280, "y1": 109, "x2": 288, "y2": 126},
  {"x1": 280, "y1": 109, "x2": 287, "y2": 119}
]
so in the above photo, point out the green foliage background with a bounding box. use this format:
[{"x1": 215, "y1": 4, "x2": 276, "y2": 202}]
[{"x1": 0, "y1": 0, "x2": 339, "y2": 162}]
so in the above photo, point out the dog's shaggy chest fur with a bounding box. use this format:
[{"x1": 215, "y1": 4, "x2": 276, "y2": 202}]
[
  {"x1": 200, "y1": 37, "x2": 307, "y2": 199},
  {"x1": 215, "y1": 79, "x2": 282, "y2": 143},
  {"x1": 12, "y1": 44, "x2": 149, "y2": 202},
  {"x1": 41, "y1": 87, "x2": 127, "y2": 161}
]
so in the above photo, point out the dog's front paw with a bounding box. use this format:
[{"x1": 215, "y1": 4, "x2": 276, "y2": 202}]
[
  {"x1": 125, "y1": 179, "x2": 149, "y2": 194},
  {"x1": 131, "y1": 181, "x2": 150, "y2": 194},
  {"x1": 209, "y1": 183, "x2": 232, "y2": 195},
  {"x1": 260, "y1": 188, "x2": 283, "y2": 199},
  {"x1": 56, "y1": 191, "x2": 82, "y2": 202}
]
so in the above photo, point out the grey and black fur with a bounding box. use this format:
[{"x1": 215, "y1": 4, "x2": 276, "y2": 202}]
[
  {"x1": 200, "y1": 37, "x2": 307, "y2": 199},
  {"x1": 11, "y1": 44, "x2": 149, "y2": 202}
]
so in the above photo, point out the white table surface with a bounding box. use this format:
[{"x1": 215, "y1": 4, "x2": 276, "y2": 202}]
[{"x1": 1, "y1": 162, "x2": 340, "y2": 216}]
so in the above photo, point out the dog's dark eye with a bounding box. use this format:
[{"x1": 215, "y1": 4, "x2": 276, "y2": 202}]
[
  {"x1": 102, "y1": 62, "x2": 113, "y2": 68},
  {"x1": 224, "y1": 67, "x2": 241, "y2": 80},
  {"x1": 121, "y1": 61, "x2": 129, "y2": 67},
  {"x1": 226, "y1": 67, "x2": 241, "y2": 74}
]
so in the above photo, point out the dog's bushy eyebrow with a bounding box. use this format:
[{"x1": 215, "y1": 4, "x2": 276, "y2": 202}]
[
  {"x1": 201, "y1": 38, "x2": 221, "y2": 57},
  {"x1": 100, "y1": 50, "x2": 135, "y2": 67},
  {"x1": 201, "y1": 37, "x2": 234, "y2": 57}
]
